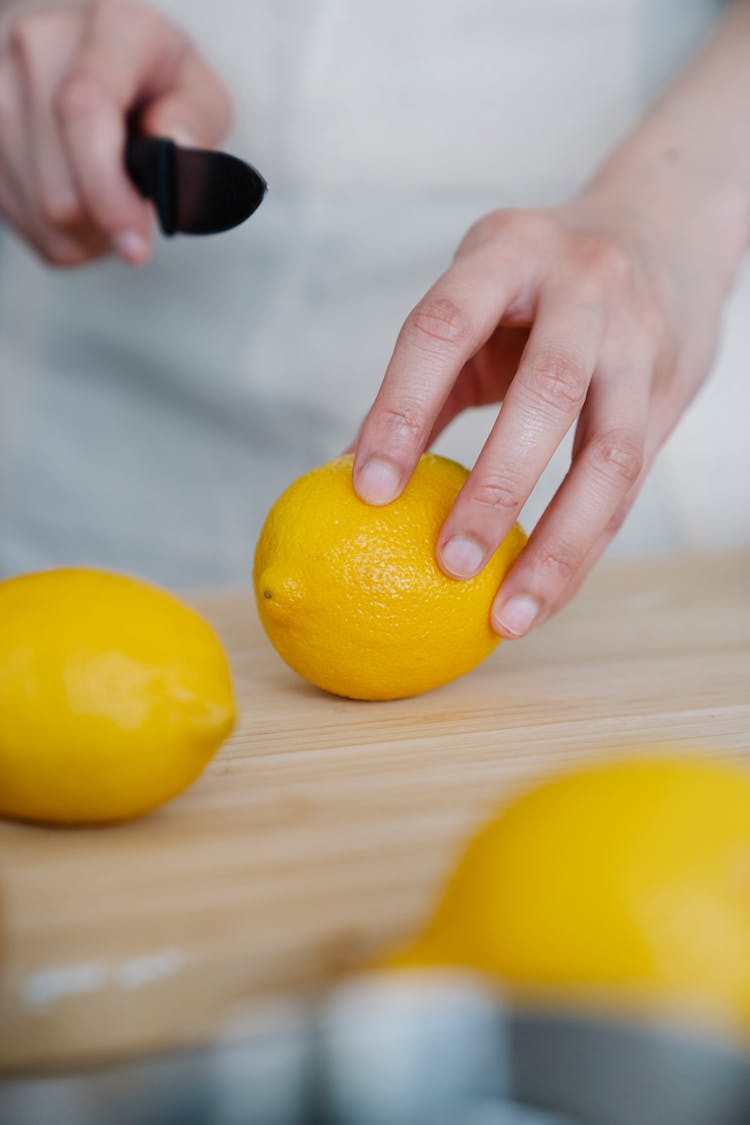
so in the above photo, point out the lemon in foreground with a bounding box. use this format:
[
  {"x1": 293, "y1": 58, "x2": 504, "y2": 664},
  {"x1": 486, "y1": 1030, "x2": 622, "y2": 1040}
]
[
  {"x1": 392, "y1": 754, "x2": 750, "y2": 1031},
  {"x1": 0, "y1": 568, "x2": 236, "y2": 825},
  {"x1": 254, "y1": 454, "x2": 526, "y2": 701}
]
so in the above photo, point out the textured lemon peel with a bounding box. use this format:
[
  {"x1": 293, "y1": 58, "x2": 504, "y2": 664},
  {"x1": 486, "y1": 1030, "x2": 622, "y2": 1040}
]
[
  {"x1": 254, "y1": 454, "x2": 526, "y2": 700},
  {"x1": 0, "y1": 568, "x2": 236, "y2": 824}
]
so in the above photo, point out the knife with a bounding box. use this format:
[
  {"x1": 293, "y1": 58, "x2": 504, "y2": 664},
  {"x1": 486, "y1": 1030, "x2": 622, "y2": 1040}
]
[{"x1": 124, "y1": 134, "x2": 267, "y2": 237}]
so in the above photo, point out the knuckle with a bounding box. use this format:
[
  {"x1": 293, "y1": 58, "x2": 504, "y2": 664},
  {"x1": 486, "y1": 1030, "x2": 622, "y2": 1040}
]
[
  {"x1": 378, "y1": 403, "x2": 429, "y2": 444},
  {"x1": 536, "y1": 543, "x2": 579, "y2": 584},
  {"x1": 39, "y1": 189, "x2": 84, "y2": 228},
  {"x1": 464, "y1": 208, "x2": 554, "y2": 250},
  {"x1": 55, "y1": 246, "x2": 89, "y2": 268},
  {"x1": 462, "y1": 210, "x2": 512, "y2": 247},
  {"x1": 638, "y1": 301, "x2": 668, "y2": 348},
  {"x1": 55, "y1": 71, "x2": 103, "y2": 121},
  {"x1": 576, "y1": 235, "x2": 633, "y2": 289},
  {"x1": 405, "y1": 296, "x2": 471, "y2": 349},
  {"x1": 605, "y1": 501, "x2": 631, "y2": 535},
  {"x1": 469, "y1": 475, "x2": 521, "y2": 515},
  {"x1": 506, "y1": 208, "x2": 556, "y2": 243},
  {"x1": 522, "y1": 346, "x2": 589, "y2": 412},
  {"x1": 589, "y1": 428, "x2": 643, "y2": 484},
  {"x1": 35, "y1": 238, "x2": 87, "y2": 267}
]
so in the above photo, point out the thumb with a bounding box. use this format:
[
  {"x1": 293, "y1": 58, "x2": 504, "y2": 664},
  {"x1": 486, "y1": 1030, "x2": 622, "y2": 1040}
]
[{"x1": 141, "y1": 52, "x2": 233, "y2": 148}]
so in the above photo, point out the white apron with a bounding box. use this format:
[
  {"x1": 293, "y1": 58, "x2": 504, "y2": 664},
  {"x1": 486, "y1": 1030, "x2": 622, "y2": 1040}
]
[{"x1": 0, "y1": 0, "x2": 740, "y2": 588}]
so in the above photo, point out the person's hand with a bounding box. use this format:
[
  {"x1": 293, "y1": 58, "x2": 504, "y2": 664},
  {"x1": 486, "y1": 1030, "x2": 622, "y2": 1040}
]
[
  {"x1": 0, "y1": 0, "x2": 232, "y2": 266},
  {"x1": 352, "y1": 197, "x2": 724, "y2": 639},
  {"x1": 354, "y1": 0, "x2": 750, "y2": 641}
]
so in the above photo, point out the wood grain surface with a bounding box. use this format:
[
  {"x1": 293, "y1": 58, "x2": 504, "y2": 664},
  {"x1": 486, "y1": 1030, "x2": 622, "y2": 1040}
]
[{"x1": 1, "y1": 551, "x2": 749, "y2": 1073}]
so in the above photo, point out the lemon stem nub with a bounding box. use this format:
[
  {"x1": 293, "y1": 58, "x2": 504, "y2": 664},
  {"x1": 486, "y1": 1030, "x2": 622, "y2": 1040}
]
[{"x1": 263, "y1": 589, "x2": 272, "y2": 600}]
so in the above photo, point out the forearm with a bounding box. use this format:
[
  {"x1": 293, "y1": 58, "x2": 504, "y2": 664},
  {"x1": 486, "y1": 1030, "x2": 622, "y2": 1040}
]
[{"x1": 581, "y1": 0, "x2": 750, "y2": 299}]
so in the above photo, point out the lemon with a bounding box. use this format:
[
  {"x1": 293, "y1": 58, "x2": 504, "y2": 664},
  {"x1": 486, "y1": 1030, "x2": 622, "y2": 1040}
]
[
  {"x1": 253, "y1": 454, "x2": 526, "y2": 701},
  {"x1": 0, "y1": 568, "x2": 236, "y2": 825},
  {"x1": 394, "y1": 754, "x2": 750, "y2": 1030}
]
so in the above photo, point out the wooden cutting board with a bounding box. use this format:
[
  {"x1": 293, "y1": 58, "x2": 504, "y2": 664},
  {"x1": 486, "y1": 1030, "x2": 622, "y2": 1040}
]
[{"x1": 1, "y1": 551, "x2": 749, "y2": 1073}]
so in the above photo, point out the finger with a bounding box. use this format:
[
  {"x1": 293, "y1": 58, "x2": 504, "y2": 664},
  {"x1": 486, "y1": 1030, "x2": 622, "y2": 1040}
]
[
  {"x1": 348, "y1": 325, "x2": 527, "y2": 458},
  {"x1": 553, "y1": 404, "x2": 667, "y2": 609},
  {"x1": 5, "y1": 13, "x2": 103, "y2": 264},
  {"x1": 140, "y1": 48, "x2": 233, "y2": 147},
  {"x1": 353, "y1": 247, "x2": 534, "y2": 505},
  {"x1": 54, "y1": 1, "x2": 195, "y2": 262},
  {"x1": 558, "y1": 475, "x2": 645, "y2": 608},
  {"x1": 427, "y1": 325, "x2": 530, "y2": 444},
  {"x1": 0, "y1": 56, "x2": 27, "y2": 219},
  {"x1": 0, "y1": 55, "x2": 82, "y2": 263},
  {"x1": 437, "y1": 289, "x2": 603, "y2": 579},
  {"x1": 9, "y1": 9, "x2": 83, "y2": 228},
  {"x1": 0, "y1": 142, "x2": 101, "y2": 265},
  {"x1": 491, "y1": 348, "x2": 651, "y2": 638}
]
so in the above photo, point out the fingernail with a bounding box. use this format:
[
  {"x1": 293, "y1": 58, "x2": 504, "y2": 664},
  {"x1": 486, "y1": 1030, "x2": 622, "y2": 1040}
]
[
  {"x1": 113, "y1": 230, "x2": 148, "y2": 264},
  {"x1": 495, "y1": 594, "x2": 540, "y2": 638},
  {"x1": 441, "y1": 534, "x2": 486, "y2": 580},
  {"x1": 356, "y1": 458, "x2": 401, "y2": 505}
]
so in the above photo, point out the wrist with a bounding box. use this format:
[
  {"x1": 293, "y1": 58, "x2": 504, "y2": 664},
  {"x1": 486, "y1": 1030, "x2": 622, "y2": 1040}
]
[
  {"x1": 571, "y1": 148, "x2": 750, "y2": 316},
  {"x1": 573, "y1": 0, "x2": 750, "y2": 304}
]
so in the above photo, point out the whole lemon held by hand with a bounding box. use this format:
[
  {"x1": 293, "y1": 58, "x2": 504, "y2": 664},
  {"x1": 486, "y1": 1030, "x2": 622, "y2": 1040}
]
[
  {"x1": 254, "y1": 454, "x2": 526, "y2": 700},
  {"x1": 394, "y1": 754, "x2": 750, "y2": 1031},
  {"x1": 0, "y1": 568, "x2": 236, "y2": 825}
]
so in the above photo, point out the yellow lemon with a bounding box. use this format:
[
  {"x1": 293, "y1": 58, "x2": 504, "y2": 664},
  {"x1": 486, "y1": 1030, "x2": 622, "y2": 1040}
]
[
  {"x1": 394, "y1": 754, "x2": 750, "y2": 1030},
  {"x1": 254, "y1": 454, "x2": 526, "y2": 700},
  {"x1": 0, "y1": 568, "x2": 236, "y2": 825}
]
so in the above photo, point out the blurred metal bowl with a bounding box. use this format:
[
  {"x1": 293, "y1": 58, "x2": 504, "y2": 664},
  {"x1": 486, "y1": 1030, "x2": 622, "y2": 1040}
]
[{"x1": 2, "y1": 973, "x2": 749, "y2": 1125}]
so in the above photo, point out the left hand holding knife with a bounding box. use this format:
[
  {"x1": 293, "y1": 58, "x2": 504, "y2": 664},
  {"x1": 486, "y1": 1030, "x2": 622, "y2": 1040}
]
[{"x1": 0, "y1": 0, "x2": 248, "y2": 267}]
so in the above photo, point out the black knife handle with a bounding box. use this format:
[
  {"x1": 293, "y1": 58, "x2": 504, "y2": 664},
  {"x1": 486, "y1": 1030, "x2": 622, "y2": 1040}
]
[{"x1": 124, "y1": 135, "x2": 177, "y2": 237}]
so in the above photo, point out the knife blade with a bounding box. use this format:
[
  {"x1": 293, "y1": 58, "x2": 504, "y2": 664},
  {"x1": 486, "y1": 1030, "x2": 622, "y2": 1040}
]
[{"x1": 124, "y1": 135, "x2": 267, "y2": 237}]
